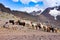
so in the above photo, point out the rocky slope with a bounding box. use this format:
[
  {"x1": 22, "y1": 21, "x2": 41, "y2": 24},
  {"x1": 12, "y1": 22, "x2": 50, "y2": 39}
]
[{"x1": 30, "y1": 10, "x2": 41, "y2": 16}]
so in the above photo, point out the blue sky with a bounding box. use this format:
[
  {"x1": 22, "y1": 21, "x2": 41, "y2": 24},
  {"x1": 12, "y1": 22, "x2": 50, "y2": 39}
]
[{"x1": 0, "y1": 0, "x2": 60, "y2": 13}]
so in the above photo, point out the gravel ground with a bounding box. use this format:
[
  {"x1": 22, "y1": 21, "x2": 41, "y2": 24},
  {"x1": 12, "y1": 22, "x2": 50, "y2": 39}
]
[{"x1": 0, "y1": 28, "x2": 60, "y2": 40}]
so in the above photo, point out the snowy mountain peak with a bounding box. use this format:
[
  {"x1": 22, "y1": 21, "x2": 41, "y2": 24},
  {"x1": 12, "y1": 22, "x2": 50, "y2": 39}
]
[{"x1": 49, "y1": 8, "x2": 60, "y2": 20}]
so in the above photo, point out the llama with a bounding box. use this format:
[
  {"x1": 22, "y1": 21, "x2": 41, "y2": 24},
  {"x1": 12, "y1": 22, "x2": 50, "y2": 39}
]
[
  {"x1": 31, "y1": 22, "x2": 42, "y2": 30},
  {"x1": 15, "y1": 20, "x2": 25, "y2": 26},
  {"x1": 31, "y1": 22, "x2": 37, "y2": 29},
  {"x1": 9, "y1": 20, "x2": 14, "y2": 25},
  {"x1": 24, "y1": 20, "x2": 32, "y2": 27},
  {"x1": 54, "y1": 28, "x2": 60, "y2": 33}
]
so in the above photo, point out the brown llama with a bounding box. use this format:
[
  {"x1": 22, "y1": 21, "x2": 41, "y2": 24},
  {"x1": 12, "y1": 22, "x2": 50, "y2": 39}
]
[{"x1": 16, "y1": 20, "x2": 25, "y2": 26}]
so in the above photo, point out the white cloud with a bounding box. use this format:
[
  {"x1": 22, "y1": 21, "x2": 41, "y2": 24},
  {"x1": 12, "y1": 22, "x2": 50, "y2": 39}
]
[
  {"x1": 43, "y1": 0, "x2": 60, "y2": 8},
  {"x1": 12, "y1": 0, "x2": 60, "y2": 8},
  {"x1": 31, "y1": 0, "x2": 43, "y2": 3},
  {"x1": 12, "y1": 0, "x2": 60, "y2": 10},
  {"x1": 18, "y1": 4, "x2": 44, "y2": 13},
  {"x1": 49, "y1": 8, "x2": 60, "y2": 20},
  {"x1": 20, "y1": 0, "x2": 31, "y2": 4},
  {"x1": 20, "y1": 0, "x2": 43, "y2": 4},
  {"x1": 12, "y1": 0, "x2": 19, "y2": 2},
  {"x1": 19, "y1": 0, "x2": 60, "y2": 8}
]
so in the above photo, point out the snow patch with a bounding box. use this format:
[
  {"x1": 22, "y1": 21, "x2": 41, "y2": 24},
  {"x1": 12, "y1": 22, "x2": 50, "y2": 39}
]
[{"x1": 49, "y1": 8, "x2": 60, "y2": 20}]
